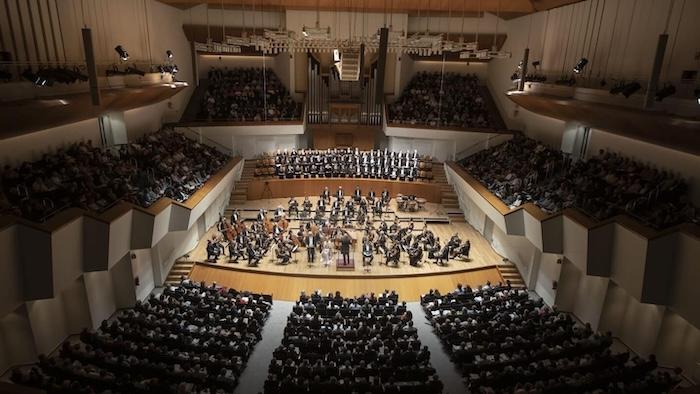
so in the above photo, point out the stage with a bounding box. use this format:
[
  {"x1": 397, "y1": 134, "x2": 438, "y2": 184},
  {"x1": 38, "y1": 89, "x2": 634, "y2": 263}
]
[{"x1": 179, "y1": 195, "x2": 507, "y2": 300}]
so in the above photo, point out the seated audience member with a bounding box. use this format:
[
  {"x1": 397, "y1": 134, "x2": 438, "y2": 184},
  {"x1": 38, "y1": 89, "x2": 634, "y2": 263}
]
[
  {"x1": 1, "y1": 129, "x2": 228, "y2": 222},
  {"x1": 199, "y1": 67, "x2": 301, "y2": 122},
  {"x1": 388, "y1": 71, "x2": 499, "y2": 129},
  {"x1": 420, "y1": 283, "x2": 681, "y2": 393},
  {"x1": 264, "y1": 290, "x2": 443, "y2": 394},
  {"x1": 11, "y1": 280, "x2": 272, "y2": 394},
  {"x1": 460, "y1": 133, "x2": 698, "y2": 229}
]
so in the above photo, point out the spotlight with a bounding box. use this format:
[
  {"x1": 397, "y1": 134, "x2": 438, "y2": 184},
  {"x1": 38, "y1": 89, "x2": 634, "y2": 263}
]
[
  {"x1": 621, "y1": 82, "x2": 641, "y2": 98},
  {"x1": 654, "y1": 84, "x2": 676, "y2": 102},
  {"x1": 166, "y1": 50, "x2": 174, "y2": 59},
  {"x1": 573, "y1": 58, "x2": 588, "y2": 74},
  {"x1": 695, "y1": 89, "x2": 700, "y2": 105},
  {"x1": 517, "y1": 60, "x2": 523, "y2": 70},
  {"x1": 114, "y1": 45, "x2": 129, "y2": 61}
]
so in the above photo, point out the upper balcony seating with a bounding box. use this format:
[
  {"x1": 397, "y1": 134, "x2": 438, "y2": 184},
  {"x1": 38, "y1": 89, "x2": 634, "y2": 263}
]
[
  {"x1": 388, "y1": 71, "x2": 499, "y2": 130},
  {"x1": 198, "y1": 67, "x2": 302, "y2": 122},
  {"x1": 10, "y1": 280, "x2": 272, "y2": 394},
  {"x1": 264, "y1": 290, "x2": 444, "y2": 394},
  {"x1": 459, "y1": 133, "x2": 698, "y2": 229},
  {"x1": 0, "y1": 129, "x2": 228, "y2": 222},
  {"x1": 254, "y1": 148, "x2": 435, "y2": 181},
  {"x1": 421, "y1": 283, "x2": 682, "y2": 393}
]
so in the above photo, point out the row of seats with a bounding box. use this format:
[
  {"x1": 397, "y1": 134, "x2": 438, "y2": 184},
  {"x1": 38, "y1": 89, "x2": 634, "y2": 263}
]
[
  {"x1": 11, "y1": 281, "x2": 272, "y2": 393},
  {"x1": 0, "y1": 129, "x2": 228, "y2": 222},
  {"x1": 460, "y1": 133, "x2": 698, "y2": 229},
  {"x1": 421, "y1": 283, "x2": 682, "y2": 393},
  {"x1": 264, "y1": 290, "x2": 444, "y2": 394}
]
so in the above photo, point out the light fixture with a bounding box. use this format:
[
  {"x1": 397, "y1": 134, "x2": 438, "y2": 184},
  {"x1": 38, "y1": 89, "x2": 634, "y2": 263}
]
[
  {"x1": 573, "y1": 58, "x2": 588, "y2": 74},
  {"x1": 531, "y1": 60, "x2": 541, "y2": 68},
  {"x1": 333, "y1": 49, "x2": 341, "y2": 63},
  {"x1": 114, "y1": 45, "x2": 129, "y2": 61},
  {"x1": 654, "y1": 84, "x2": 676, "y2": 102},
  {"x1": 695, "y1": 88, "x2": 700, "y2": 105},
  {"x1": 166, "y1": 50, "x2": 174, "y2": 59}
]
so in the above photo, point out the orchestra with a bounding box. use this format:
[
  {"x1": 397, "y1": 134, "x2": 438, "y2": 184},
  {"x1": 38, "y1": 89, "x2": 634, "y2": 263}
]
[{"x1": 206, "y1": 186, "x2": 471, "y2": 270}]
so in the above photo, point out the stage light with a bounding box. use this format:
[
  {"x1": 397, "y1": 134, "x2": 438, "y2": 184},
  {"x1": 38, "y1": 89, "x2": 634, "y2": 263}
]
[
  {"x1": 621, "y1": 82, "x2": 641, "y2": 98},
  {"x1": 114, "y1": 45, "x2": 129, "y2": 61},
  {"x1": 654, "y1": 84, "x2": 675, "y2": 102},
  {"x1": 695, "y1": 89, "x2": 700, "y2": 105},
  {"x1": 166, "y1": 50, "x2": 174, "y2": 59},
  {"x1": 573, "y1": 58, "x2": 588, "y2": 74}
]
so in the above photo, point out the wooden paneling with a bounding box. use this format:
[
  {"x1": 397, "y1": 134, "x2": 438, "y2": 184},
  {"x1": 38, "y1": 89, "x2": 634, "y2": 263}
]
[
  {"x1": 246, "y1": 178, "x2": 443, "y2": 202},
  {"x1": 310, "y1": 124, "x2": 378, "y2": 150},
  {"x1": 189, "y1": 264, "x2": 503, "y2": 301}
]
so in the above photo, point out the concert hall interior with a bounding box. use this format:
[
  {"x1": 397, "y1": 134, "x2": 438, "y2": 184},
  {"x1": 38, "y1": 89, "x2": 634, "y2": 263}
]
[{"x1": 0, "y1": 0, "x2": 699, "y2": 393}]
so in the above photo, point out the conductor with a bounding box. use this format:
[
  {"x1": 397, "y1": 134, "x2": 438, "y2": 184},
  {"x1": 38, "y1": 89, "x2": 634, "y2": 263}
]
[
  {"x1": 340, "y1": 231, "x2": 352, "y2": 266},
  {"x1": 306, "y1": 232, "x2": 318, "y2": 263}
]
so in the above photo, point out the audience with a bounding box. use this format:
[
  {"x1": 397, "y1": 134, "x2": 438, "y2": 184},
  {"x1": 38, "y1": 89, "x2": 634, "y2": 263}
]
[
  {"x1": 460, "y1": 133, "x2": 698, "y2": 229},
  {"x1": 199, "y1": 67, "x2": 301, "y2": 122},
  {"x1": 11, "y1": 280, "x2": 272, "y2": 394},
  {"x1": 0, "y1": 129, "x2": 228, "y2": 222},
  {"x1": 388, "y1": 72, "x2": 498, "y2": 129},
  {"x1": 421, "y1": 283, "x2": 682, "y2": 393},
  {"x1": 264, "y1": 290, "x2": 444, "y2": 394},
  {"x1": 254, "y1": 148, "x2": 434, "y2": 181}
]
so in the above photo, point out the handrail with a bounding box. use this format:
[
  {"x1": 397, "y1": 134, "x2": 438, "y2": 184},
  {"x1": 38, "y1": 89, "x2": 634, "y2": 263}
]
[{"x1": 176, "y1": 126, "x2": 233, "y2": 157}]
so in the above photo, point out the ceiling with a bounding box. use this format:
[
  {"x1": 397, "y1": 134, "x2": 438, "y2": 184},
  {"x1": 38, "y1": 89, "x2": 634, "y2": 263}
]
[{"x1": 157, "y1": 0, "x2": 584, "y2": 19}]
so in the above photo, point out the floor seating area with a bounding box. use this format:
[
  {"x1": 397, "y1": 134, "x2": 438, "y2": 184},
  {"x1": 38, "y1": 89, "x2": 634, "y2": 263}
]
[
  {"x1": 263, "y1": 290, "x2": 444, "y2": 394},
  {"x1": 0, "y1": 129, "x2": 229, "y2": 222},
  {"x1": 387, "y1": 72, "x2": 499, "y2": 129},
  {"x1": 420, "y1": 284, "x2": 682, "y2": 393},
  {"x1": 460, "y1": 133, "x2": 698, "y2": 229},
  {"x1": 198, "y1": 67, "x2": 302, "y2": 122},
  {"x1": 10, "y1": 280, "x2": 272, "y2": 393}
]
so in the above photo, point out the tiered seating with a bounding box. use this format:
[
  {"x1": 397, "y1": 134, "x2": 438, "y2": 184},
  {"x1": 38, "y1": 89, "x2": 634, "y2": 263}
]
[
  {"x1": 264, "y1": 290, "x2": 444, "y2": 394},
  {"x1": 421, "y1": 283, "x2": 682, "y2": 393},
  {"x1": 198, "y1": 67, "x2": 302, "y2": 122},
  {"x1": 388, "y1": 72, "x2": 498, "y2": 129},
  {"x1": 11, "y1": 280, "x2": 272, "y2": 393},
  {"x1": 254, "y1": 149, "x2": 434, "y2": 181},
  {"x1": 0, "y1": 129, "x2": 228, "y2": 222},
  {"x1": 460, "y1": 133, "x2": 698, "y2": 229}
]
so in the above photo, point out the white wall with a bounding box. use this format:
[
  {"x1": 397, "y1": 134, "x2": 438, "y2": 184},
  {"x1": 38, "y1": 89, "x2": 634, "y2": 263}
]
[{"x1": 0, "y1": 307, "x2": 37, "y2": 376}]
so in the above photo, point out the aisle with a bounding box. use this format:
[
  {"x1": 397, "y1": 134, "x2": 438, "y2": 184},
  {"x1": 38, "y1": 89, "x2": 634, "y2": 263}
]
[
  {"x1": 234, "y1": 301, "x2": 293, "y2": 394},
  {"x1": 408, "y1": 303, "x2": 468, "y2": 394}
]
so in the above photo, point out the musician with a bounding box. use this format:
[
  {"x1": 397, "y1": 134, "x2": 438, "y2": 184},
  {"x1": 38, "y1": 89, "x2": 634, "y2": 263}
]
[
  {"x1": 434, "y1": 244, "x2": 450, "y2": 266},
  {"x1": 447, "y1": 233, "x2": 462, "y2": 249},
  {"x1": 318, "y1": 198, "x2": 327, "y2": 213},
  {"x1": 217, "y1": 215, "x2": 228, "y2": 232},
  {"x1": 321, "y1": 186, "x2": 330, "y2": 203},
  {"x1": 247, "y1": 243, "x2": 260, "y2": 266},
  {"x1": 373, "y1": 199, "x2": 383, "y2": 217},
  {"x1": 276, "y1": 241, "x2": 291, "y2": 265},
  {"x1": 427, "y1": 237, "x2": 441, "y2": 259},
  {"x1": 452, "y1": 239, "x2": 471, "y2": 260},
  {"x1": 336, "y1": 186, "x2": 344, "y2": 200},
  {"x1": 230, "y1": 209, "x2": 240, "y2": 225},
  {"x1": 288, "y1": 197, "x2": 299, "y2": 217},
  {"x1": 206, "y1": 240, "x2": 220, "y2": 262},
  {"x1": 257, "y1": 209, "x2": 266, "y2": 222},
  {"x1": 385, "y1": 242, "x2": 401, "y2": 266},
  {"x1": 228, "y1": 241, "x2": 241, "y2": 263},
  {"x1": 362, "y1": 238, "x2": 374, "y2": 265},
  {"x1": 321, "y1": 239, "x2": 333, "y2": 267},
  {"x1": 305, "y1": 231, "x2": 319, "y2": 263},
  {"x1": 273, "y1": 205, "x2": 285, "y2": 222},
  {"x1": 340, "y1": 231, "x2": 352, "y2": 265},
  {"x1": 353, "y1": 186, "x2": 362, "y2": 202},
  {"x1": 381, "y1": 188, "x2": 390, "y2": 203},
  {"x1": 408, "y1": 242, "x2": 423, "y2": 267}
]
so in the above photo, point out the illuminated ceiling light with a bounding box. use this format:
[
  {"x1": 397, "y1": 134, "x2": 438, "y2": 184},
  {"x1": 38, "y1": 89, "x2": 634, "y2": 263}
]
[
  {"x1": 694, "y1": 88, "x2": 700, "y2": 105},
  {"x1": 573, "y1": 58, "x2": 588, "y2": 74},
  {"x1": 114, "y1": 45, "x2": 129, "y2": 61}
]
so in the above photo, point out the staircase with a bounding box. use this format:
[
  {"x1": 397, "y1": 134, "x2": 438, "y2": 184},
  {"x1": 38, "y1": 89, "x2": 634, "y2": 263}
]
[
  {"x1": 433, "y1": 164, "x2": 466, "y2": 223},
  {"x1": 164, "y1": 260, "x2": 196, "y2": 286},
  {"x1": 497, "y1": 260, "x2": 526, "y2": 288},
  {"x1": 230, "y1": 160, "x2": 255, "y2": 205},
  {"x1": 337, "y1": 48, "x2": 361, "y2": 81}
]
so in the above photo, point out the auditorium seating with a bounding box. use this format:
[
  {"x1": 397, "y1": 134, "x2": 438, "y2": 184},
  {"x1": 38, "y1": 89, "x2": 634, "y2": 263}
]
[
  {"x1": 0, "y1": 129, "x2": 228, "y2": 222},
  {"x1": 460, "y1": 133, "x2": 698, "y2": 229},
  {"x1": 253, "y1": 149, "x2": 435, "y2": 181},
  {"x1": 198, "y1": 67, "x2": 302, "y2": 122},
  {"x1": 421, "y1": 283, "x2": 682, "y2": 393},
  {"x1": 264, "y1": 290, "x2": 444, "y2": 394},
  {"x1": 388, "y1": 72, "x2": 498, "y2": 129},
  {"x1": 10, "y1": 280, "x2": 272, "y2": 393}
]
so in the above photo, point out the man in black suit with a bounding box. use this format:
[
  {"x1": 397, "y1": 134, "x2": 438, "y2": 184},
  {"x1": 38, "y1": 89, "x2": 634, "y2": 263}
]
[
  {"x1": 306, "y1": 232, "x2": 318, "y2": 263},
  {"x1": 340, "y1": 232, "x2": 351, "y2": 265}
]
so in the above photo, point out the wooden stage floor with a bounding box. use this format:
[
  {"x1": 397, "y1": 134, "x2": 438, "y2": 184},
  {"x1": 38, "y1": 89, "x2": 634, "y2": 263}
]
[{"x1": 184, "y1": 196, "x2": 506, "y2": 300}]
